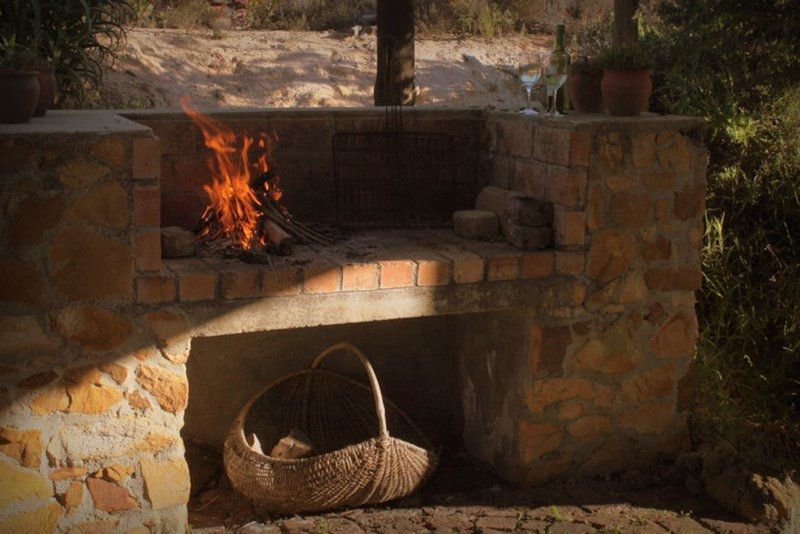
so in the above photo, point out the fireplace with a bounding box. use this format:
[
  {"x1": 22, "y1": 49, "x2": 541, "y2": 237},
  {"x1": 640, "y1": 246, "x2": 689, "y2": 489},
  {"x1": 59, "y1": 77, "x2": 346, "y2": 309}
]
[{"x1": 0, "y1": 108, "x2": 706, "y2": 531}]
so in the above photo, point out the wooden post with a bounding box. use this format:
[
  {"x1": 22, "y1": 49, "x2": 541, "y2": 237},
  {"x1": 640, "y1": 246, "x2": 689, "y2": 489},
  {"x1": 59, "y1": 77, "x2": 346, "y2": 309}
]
[
  {"x1": 373, "y1": 0, "x2": 416, "y2": 106},
  {"x1": 613, "y1": 0, "x2": 640, "y2": 45}
]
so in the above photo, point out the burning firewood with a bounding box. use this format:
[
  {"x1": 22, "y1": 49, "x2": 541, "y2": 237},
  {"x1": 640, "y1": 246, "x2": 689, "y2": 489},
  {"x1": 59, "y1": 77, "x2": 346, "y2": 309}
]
[{"x1": 181, "y1": 97, "x2": 333, "y2": 259}]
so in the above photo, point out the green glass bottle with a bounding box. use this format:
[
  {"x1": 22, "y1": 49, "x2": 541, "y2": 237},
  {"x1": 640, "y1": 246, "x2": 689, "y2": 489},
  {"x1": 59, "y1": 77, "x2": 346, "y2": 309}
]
[{"x1": 553, "y1": 22, "x2": 570, "y2": 114}]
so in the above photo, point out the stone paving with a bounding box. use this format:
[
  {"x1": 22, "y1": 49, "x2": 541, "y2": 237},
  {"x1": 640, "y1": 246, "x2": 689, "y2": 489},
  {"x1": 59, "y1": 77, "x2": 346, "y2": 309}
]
[{"x1": 188, "y1": 451, "x2": 772, "y2": 533}]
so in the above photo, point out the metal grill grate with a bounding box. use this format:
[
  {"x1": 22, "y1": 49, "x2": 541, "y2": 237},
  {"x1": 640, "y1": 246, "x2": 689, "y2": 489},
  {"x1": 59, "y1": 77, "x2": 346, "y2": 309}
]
[{"x1": 332, "y1": 130, "x2": 458, "y2": 228}]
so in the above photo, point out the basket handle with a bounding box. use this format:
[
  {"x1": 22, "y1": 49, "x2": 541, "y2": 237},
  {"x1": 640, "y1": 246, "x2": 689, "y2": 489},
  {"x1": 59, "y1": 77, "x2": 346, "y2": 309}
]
[{"x1": 311, "y1": 342, "x2": 389, "y2": 438}]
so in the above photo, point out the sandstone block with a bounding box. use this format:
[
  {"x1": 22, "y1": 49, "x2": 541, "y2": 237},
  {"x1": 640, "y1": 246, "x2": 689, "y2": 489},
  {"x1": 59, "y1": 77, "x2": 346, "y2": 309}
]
[
  {"x1": 643, "y1": 171, "x2": 676, "y2": 190},
  {"x1": 586, "y1": 184, "x2": 605, "y2": 231},
  {"x1": 126, "y1": 389, "x2": 152, "y2": 411},
  {"x1": 518, "y1": 421, "x2": 562, "y2": 463},
  {"x1": 379, "y1": 260, "x2": 415, "y2": 288},
  {"x1": 630, "y1": 131, "x2": 656, "y2": 169},
  {"x1": 528, "y1": 325, "x2": 572, "y2": 376},
  {"x1": 525, "y1": 378, "x2": 593, "y2": 412},
  {"x1": 569, "y1": 319, "x2": 641, "y2": 374},
  {"x1": 144, "y1": 310, "x2": 190, "y2": 364},
  {"x1": 650, "y1": 312, "x2": 698, "y2": 358},
  {"x1": 58, "y1": 159, "x2": 109, "y2": 189},
  {"x1": 657, "y1": 134, "x2": 693, "y2": 174},
  {"x1": 161, "y1": 226, "x2": 197, "y2": 258},
  {"x1": 30, "y1": 385, "x2": 69, "y2": 415},
  {"x1": 0, "y1": 426, "x2": 42, "y2": 468},
  {"x1": 99, "y1": 363, "x2": 128, "y2": 385},
  {"x1": 87, "y1": 477, "x2": 138, "y2": 512},
  {"x1": 553, "y1": 209, "x2": 585, "y2": 247},
  {"x1": 585, "y1": 230, "x2": 636, "y2": 282},
  {"x1": 0, "y1": 316, "x2": 59, "y2": 355},
  {"x1": 597, "y1": 132, "x2": 623, "y2": 169},
  {"x1": 53, "y1": 305, "x2": 132, "y2": 351},
  {"x1": 0, "y1": 258, "x2": 44, "y2": 305},
  {"x1": 62, "y1": 480, "x2": 83, "y2": 508},
  {"x1": 453, "y1": 210, "x2": 500, "y2": 241},
  {"x1": 0, "y1": 502, "x2": 62, "y2": 534},
  {"x1": 49, "y1": 226, "x2": 133, "y2": 300},
  {"x1": 506, "y1": 224, "x2": 552, "y2": 250},
  {"x1": 506, "y1": 197, "x2": 553, "y2": 227},
  {"x1": 548, "y1": 167, "x2": 587, "y2": 208},
  {"x1": 66, "y1": 181, "x2": 129, "y2": 230},
  {"x1": 643, "y1": 235, "x2": 673, "y2": 262},
  {"x1": 555, "y1": 251, "x2": 584, "y2": 274},
  {"x1": 618, "y1": 402, "x2": 675, "y2": 435},
  {"x1": 64, "y1": 366, "x2": 123, "y2": 414},
  {"x1": 609, "y1": 192, "x2": 649, "y2": 228},
  {"x1": 50, "y1": 466, "x2": 88, "y2": 481},
  {"x1": 141, "y1": 458, "x2": 190, "y2": 509},
  {"x1": 0, "y1": 459, "x2": 52, "y2": 507},
  {"x1": 674, "y1": 183, "x2": 706, "y2": 220},
  {"x1": 568, "y1": 415, "x2": 611, "y2": 442},
  {"x1": 91, "y1": 136, "x2": 126, "y2": 167},
  {"x1": 622, "y1": 363, "x2": 675, "y2": 403},
  {"x1": 136, "y1": 364, "x2": 188, "y2": 413},
  {"x1": 5, "y1": 194, "x2": 64, "y2": 247}
]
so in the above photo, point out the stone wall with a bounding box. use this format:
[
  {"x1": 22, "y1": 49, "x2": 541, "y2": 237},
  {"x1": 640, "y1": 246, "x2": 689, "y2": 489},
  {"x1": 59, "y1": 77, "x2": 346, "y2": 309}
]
[
  {"x1": 459, "y1": 113, "x2": 707, "y2": 484},
  {"x1": 0, "y1": 109, "x2": 706, "y2": 531}
]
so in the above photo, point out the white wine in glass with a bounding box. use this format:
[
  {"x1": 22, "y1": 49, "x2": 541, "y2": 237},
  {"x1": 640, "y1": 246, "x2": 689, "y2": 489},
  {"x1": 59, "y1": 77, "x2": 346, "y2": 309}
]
[
  {"x1": 545, "y1": 54, "x2": 568, "y2": 116},
  {"x1": 518, "y1": 55, "x2": 542, "y2": 115}
]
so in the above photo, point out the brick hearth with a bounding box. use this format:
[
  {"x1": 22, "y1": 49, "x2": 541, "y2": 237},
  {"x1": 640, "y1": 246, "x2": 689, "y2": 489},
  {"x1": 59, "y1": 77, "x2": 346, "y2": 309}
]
[{"x1": 0, "y1": 108, "x2": 706, "y2": 532}]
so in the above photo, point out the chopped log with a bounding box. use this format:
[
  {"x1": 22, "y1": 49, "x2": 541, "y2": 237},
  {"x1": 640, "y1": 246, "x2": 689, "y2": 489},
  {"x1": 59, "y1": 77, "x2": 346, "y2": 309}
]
[{"x1": 263, "y1": 220, "x2": 294, "y2": 256}]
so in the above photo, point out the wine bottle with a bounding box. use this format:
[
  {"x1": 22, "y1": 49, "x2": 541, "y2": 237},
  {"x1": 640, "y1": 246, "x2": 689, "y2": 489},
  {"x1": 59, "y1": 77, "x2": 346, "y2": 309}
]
[{"x1": 553, "y1": 22, "x2": 570, "y2": 114}]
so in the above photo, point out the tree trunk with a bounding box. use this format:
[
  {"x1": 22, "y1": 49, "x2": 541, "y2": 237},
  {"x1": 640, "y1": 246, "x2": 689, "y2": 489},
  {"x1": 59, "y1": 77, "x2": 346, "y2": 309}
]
[
  {"x1": 613, "y1": 0, "x2": 640, "y2": 45},
  {"x1": 373, "y1": 0, "x2": 415, "y2": 106}
]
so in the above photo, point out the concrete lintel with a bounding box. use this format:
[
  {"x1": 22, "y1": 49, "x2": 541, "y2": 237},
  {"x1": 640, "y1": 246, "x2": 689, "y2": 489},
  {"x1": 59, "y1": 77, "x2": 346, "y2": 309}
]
[{"x1": 181, "y1": 277, "x2": 579, "y2": 339}]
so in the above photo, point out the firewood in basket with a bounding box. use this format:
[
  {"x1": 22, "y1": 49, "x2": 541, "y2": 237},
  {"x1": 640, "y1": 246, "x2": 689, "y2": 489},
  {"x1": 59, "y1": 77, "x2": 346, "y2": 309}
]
[
  {"x1": 247, "y1": 433, "x2": 264, "y2": 455},
  {"x1": 269, "y1": 429, "x2": 314, "y2": 460},
  {"x1": 263, "y1": 219, "x2": 294, "y2": 256}
]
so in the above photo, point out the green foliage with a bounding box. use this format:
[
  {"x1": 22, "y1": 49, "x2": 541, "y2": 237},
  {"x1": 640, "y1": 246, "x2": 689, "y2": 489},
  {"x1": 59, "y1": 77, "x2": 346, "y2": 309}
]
[
  {"x1": 641, "y1": 0, "x2": 800, "y2": 469},
  {"x1": 0, "y1": 35, "x2": 35, "y2": 69},
  {"x1": 0, "y1": 0, "x2": 133, "y2": 106},
  {"x1": 597, "y1": 43, "x2": 653, "y2": 71},
  {"x1": 243, "y1": 0, "x2": 373, "y2": 31},
  {"x1": 159, "y1": 0, "x2": 211, "y2": 29},
  {"x1": 454, "y1": 0, "x2": 515, "y2": 38}
]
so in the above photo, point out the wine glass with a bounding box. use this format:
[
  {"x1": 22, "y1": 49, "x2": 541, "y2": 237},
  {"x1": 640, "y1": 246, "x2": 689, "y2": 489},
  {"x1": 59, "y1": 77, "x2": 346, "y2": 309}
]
[
  {"x1": 545, "y1": 51, "x2": 568, "y2": 116},
  {"x1": 518, "y1": 55, "x2": 542, "y2": 115}
]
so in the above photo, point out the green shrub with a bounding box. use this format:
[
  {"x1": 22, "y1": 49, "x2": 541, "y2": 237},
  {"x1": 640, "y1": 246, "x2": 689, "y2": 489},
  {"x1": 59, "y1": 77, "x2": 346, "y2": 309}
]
[
  {"x1": 159, "y1": 0, "x2": 211, "y2": 28},
  {"x1": 597, "y1": 42, "x2": 653, "y2": 70},
  {"x1": 569, "y1": 55, "x2": 603, "y2": 78},
  {"x1": 641, "y1": 0, "x2": 800, "y2": 470},
  {"x1": 0, "y1": 35, "x2": 36, "y2": 68}
]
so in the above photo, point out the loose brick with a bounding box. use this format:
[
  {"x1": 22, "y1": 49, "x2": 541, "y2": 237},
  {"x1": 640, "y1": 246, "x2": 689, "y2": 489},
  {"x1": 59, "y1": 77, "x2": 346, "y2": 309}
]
[
  {"x1": 453, "y1": 210, "x2": 500, "y2": 240},
  {"x1": 161, "y1": 227, "x2": 197, "y2": 259},
  {"x1": 133, "y1": 185, "x2": 160, "y2": 227},
  {"x1": 417, "y1": 259, "x2": 451, "y2": 286},
  {"x1": 135, "y1": 230, "x2": 162, "y2": 272},
  {"x1": 506, "y1": 223, "x2": 553, "y2": 250},
  {"x1": 506, "y1": 196, "x2": 553, "y2": 227},
  {"x1": 521, "y1": 251, "x2": 554, "y2": 279},
  {"x1": 379, "y1": 260, "x2": 415, "y2": 288},
  {"x1": 487, "y1": 254, "x2": 520, "y2": 281},
  {"x1": 132, "y1": 136, "x2": 161, "y2": 180},
  {"x1": 435, "y1": 246, "x2": 484, "y2": 284},
  {"x1": 303, "y1": 266, "x2": 341, "y2": 294},
  {"x1": 263, "y1": 268, "x2": 301, "y2": 297},
  {"x1": 136, "y1": 275, "x2": 176, "y2": 304},
  {"x1": 342, "y1": 263, "x2": 379, "y2": 291}
]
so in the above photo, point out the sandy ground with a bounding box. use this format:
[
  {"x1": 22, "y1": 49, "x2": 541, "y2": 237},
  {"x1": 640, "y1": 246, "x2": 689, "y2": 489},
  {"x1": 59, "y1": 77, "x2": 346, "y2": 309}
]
[{"x1": 97, "y1": 28, "x2": 551, "y2": 110}]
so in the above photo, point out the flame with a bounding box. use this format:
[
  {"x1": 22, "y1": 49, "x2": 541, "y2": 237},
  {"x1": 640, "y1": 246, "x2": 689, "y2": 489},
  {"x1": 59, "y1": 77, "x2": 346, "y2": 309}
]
[{"x1": 180, "y1": 96, "x2": 281, "y2": 249}]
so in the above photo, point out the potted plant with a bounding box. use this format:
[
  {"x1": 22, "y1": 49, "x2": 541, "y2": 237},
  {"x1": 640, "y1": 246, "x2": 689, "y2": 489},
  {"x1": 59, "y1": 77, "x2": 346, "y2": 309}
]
[
  {"x1": 598, "y1": 43, "x2": 654, "y2": 116},
  {"x1": 0, "y1": 36, "x2": 40, "y2": 124},
  {"x1": 568, "y1": 55, "x2": 605, "y2": 114}
]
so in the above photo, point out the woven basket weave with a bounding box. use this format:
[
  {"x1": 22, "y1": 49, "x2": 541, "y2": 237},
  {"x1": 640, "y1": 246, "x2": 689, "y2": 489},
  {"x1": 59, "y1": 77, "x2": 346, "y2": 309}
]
[{"x1": 223, "y1": 343, "x2": 439, "y2": 515}]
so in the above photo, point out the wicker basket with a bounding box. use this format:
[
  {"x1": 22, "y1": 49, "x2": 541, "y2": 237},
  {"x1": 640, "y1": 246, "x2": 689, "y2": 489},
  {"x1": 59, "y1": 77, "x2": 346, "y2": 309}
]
[{"x1": 223, "y1": 343, "x2": 439, "y2": 515}]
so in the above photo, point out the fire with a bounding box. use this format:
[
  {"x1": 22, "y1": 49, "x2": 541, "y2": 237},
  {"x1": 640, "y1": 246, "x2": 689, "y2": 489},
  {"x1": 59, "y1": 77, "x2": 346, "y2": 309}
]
[{"x1": 180, "y1": 96, "x2": 281, "y2": 250}]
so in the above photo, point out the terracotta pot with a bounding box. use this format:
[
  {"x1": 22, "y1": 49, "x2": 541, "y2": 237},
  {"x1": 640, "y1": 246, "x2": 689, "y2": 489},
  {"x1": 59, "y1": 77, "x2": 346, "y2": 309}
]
[
  {"x1": 601, "y1": 69, "x2": 652, "y2": 116},
  {"x1": 568, "y1": 72, "x2": 605, "y2": 114},
  {"x1": 32, "y1": 65, "x2": 56, "y2": 117},
  {"x1": 0, "y1": 69, "x2": 40, "y2": 124}
]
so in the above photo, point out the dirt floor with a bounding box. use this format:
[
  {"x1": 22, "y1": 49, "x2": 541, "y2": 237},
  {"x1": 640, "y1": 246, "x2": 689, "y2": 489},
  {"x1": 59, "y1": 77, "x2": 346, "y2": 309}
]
[
  {"x1": 187, "y1": 443, "x2": 770, "y2": 533},
  {"x1": 96, "y1": 28, "x2": 549, "y2": 110}
]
